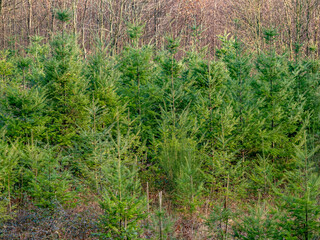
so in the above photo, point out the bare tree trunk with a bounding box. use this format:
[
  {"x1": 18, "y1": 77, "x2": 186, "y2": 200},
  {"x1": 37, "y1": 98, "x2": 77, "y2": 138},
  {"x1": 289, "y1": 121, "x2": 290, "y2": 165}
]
[
  {"x1": 257, "y1": 0, "x2": 263, "y2": 52},
  {"x1": 295, "y1": 0, "x2": 302, "y2": 60},
  {"x1": 28, "y1": 0, "x2": 33, "y2": 44},
  {"x1": 0, "y1": 0, "x2": 3, "y2": 48},
  {"x1": 82, "y1": 0, "x2": 88, "y2": 57},
  {"x1": 99, "y1": 0, "x2": 104, "y2": 41},
  {"x1": 306, "y1": 0, "x2": 311, "y2": 56},
  {"x1": 72, "y1": 0, "x2": 78, "y2": 35},
  {"x1": 314, "y1": 2, "x2": 320, "y2": 57},
  {"x1": 212, "y1": 1, "x2": 217, "y2": 55},
  {"x1": 154, "y1": 0, "x2": 158, "y2": 46},
  {"x1": 284, "y1": 0, "x2": 293, "y2": 58},
  {"x1": 13, "y1": 0, "x2": 17, "y2": 50},
  {"x1": 51, "y1": 0, "x2": 56, "y2": 36}
]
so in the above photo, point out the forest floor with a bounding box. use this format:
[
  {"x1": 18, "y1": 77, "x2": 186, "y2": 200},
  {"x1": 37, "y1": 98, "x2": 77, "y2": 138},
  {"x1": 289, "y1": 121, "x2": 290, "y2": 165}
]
[{"x1": 1, "y1": 195, "x2": 217, "y2": 240}]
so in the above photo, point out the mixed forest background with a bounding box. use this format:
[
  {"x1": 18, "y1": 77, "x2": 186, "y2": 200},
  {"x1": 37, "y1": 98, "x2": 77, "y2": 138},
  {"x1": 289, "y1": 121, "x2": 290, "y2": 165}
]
[
  {"x1": 1, "y1": 0, "x2": 320, "y2": 57},
  {"x1": 1, "y1": 0, "x2": 320, "y2": 239}
]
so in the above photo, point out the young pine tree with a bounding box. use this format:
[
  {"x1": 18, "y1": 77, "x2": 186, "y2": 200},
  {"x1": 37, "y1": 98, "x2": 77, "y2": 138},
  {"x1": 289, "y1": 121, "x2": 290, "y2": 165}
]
[
  {"x1": 43, "y1": 33, "x2": 89, "y2": 146},
  {"x1": 23, "y1": 143, "x2": 76, "y2": 209},
  {"x1": 275, "y1": 135, "x2": 320, "y2": 239},
  {"x1": 253, "y1": 29, "x2": 305, "y2": 170},
  {"x1": 0, "y1": 84, "x2": 48, "y2": 143},
  {"x1": 0, "y1": 51, "x2": 14, "y2": 95},
  {"x1": 231, "y1": 201, "x2": 279, "y2": 239},
  {"x1": 97, "y1": 113, "x2": 147, "y2": 239},
  {"x1": 186, "y1": 45, "x2": 227, "y2": 148},
  {"x1": 72, "y1": 101, "x2": 115, "y2": 193},
  {"x1": 217, "y1": 34, "x2": 262, "y2": 156},
  {"x1": 154, "y1": 37, "x2": 204, "y2": 212},
  {"x1": 156, "y1": 105, "x2": 203, "y2": 213},
  {"x1": 26, "y1": 35, "x2": 49, "y2": 86},
  {"x1": 85, "y1": 42, "x2": 121, "y2": 131},
  {"x1": 289, "y1": 57, "x2": 320, "y2": 137},
  {"x1": 117, "y1": 23, "x2": 158, "y2": 143},
  {"x1": 0, "y1": 137, "x2": 19, "y2": 213}
]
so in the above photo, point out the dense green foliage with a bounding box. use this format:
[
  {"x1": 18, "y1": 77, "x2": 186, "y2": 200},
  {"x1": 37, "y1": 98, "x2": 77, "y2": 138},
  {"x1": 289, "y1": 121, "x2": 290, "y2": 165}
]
[{"x1": 1, "y1": 21, "x2": 320, "y2": 239}]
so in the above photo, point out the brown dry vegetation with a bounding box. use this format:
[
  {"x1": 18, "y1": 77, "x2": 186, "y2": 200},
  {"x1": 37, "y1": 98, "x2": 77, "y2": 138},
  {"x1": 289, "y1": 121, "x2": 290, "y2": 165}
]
[{"x1": 1, "y1": 0, "x2": 320, "y2": 57}]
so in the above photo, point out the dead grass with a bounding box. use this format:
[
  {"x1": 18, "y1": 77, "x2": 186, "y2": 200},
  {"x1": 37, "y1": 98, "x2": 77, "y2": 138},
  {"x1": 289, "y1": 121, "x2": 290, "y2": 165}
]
[{"x1": 0, "y1": 202, "x2": 101, "y2": 240}]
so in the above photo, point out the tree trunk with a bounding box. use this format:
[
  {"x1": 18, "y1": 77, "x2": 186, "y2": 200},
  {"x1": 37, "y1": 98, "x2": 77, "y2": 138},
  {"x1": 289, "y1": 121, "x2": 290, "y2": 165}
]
[
  {"x1": 82, "y1": 0, "x2": 88, "y2": 57},
  {"x1": 72, "y1": 0, "x2": 79, "y2": 35},
  {"x1": 51, "y1": 0, "x2": 56, "y2": 35},
  {"x1": 154, "y1": 0, "x2": 158, "y2": 46},
  {"x1": 99, "y1": 0, "x2": 104, "y2": 41},
  {"x1": 13, "y1": 0, "x2": 17, "y2": 50},
  {"x1": 28, "y1": 0, "x2": 33, "y2": 44},
  {"x1": 0, "y1": 0, "x2": 3, "y2": 48}
]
